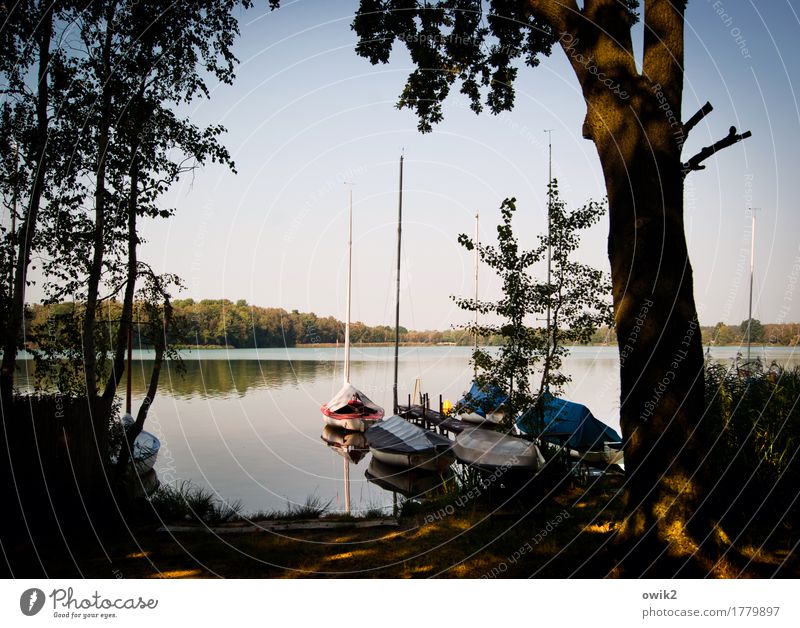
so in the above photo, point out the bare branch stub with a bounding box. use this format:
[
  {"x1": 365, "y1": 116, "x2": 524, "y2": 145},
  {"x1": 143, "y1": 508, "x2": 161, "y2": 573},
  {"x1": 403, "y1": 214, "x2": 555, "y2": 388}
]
[
  {"x1": 682, "y1": 126, "x2": 752, "y2": 177},
  {"x1": 682, "y1": 101, "x2": 713, "y2": 137}
]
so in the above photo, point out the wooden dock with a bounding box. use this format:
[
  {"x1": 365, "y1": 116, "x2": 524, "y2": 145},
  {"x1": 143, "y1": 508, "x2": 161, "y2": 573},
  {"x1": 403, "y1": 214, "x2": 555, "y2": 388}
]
[{"x1": 397, "y1": 392, "x2": 474, "y2": 437}]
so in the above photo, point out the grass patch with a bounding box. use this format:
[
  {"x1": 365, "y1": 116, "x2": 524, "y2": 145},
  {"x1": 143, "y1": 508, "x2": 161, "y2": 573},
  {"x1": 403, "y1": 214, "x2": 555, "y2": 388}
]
[{"x1": 148, "y1": 481, "x2": 242, "y2": 525}]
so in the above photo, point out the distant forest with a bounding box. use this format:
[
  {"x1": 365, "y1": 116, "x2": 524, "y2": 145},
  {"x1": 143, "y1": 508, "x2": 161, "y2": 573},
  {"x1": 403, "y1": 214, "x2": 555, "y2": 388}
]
[{"x1": 26, "y1": 299, "x2": 800, "y2": 349}]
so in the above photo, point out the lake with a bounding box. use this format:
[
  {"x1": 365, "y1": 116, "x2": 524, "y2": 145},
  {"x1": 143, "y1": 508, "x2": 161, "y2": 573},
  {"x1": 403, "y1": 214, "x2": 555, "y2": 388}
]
[{"x1": 16, "y1": 344, "x2": 800, "y2": 515}]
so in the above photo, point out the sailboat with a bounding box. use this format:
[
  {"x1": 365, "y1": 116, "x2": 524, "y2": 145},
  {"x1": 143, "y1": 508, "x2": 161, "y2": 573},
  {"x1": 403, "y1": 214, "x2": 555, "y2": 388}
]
[{"x1": 321, "y1": 187, "x2": 385, "y2": 431}]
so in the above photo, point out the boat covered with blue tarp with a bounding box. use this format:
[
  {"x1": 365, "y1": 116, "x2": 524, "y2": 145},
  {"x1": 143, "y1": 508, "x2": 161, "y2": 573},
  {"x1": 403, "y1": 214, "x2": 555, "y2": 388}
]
[
  {"x1": 517, "y1": 392, "x2": 623, "y2": 467},
  {"x1": 455, "y1": 381, "x2": 509, "y2": 424}
]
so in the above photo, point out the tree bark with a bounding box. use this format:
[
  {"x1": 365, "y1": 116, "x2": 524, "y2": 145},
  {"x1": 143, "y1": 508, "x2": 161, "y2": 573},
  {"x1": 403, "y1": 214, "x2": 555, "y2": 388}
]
[
  {"x1": 82, "y1": 2, "x2": 117, "y2": 466},
  {"x1": 102, "y1": 151, "x2": 140, "y2": 403},
  {"x1": 540, "y1": 0, "x2": 734, "y2": 575},
  {"x1": 115, "y1": 300, "x2": 171, "y2": 474},
  {"x1": 0, "y1": 3, "x2": 53, "y2": 403}
]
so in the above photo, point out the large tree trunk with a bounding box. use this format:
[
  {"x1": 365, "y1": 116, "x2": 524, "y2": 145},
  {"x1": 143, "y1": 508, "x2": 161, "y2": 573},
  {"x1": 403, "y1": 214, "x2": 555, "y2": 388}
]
[
  {"x1": 0, "y1": 3, "x2": 53, "y2": 403},
  {"x1": 595, "y1": 107, "x2": 721, "y2": 576},
  {"x1": 550, "y1": 0, "x2": 734, "y2": 576}
]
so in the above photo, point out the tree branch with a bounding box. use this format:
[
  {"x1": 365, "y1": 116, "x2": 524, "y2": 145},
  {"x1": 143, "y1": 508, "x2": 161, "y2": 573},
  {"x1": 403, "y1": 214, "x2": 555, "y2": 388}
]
[
  {"x1": 682, "y1": 126, "x2": 752, "y2": 176},
  {"x1": 682, "y1": 101, "x2": 713, "y2": 137},
  {"x1": 528, "y1": 0, "x2": 581, "y2": 36}
]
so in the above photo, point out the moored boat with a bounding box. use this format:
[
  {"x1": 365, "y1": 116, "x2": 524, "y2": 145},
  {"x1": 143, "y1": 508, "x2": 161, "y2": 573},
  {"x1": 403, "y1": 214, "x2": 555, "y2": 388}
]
[
  {"x1": 517, "y1": 391, "x2": 623, "y2": 469},
  {"x1": 454, "y1": 427, "x2": 545, "y2": 471},
  {"x1": 455, "y1": 381, "x2": 508, "y2": 425},
  {"x1": 320, "y1": 188, "x2": 385, "y2": 431},
  {"x1": 366, "y1": 415, "x2": 454, "y2": 472},
  {"x1": 322, "y1": 383, "x2": 384, "y2": 432}
]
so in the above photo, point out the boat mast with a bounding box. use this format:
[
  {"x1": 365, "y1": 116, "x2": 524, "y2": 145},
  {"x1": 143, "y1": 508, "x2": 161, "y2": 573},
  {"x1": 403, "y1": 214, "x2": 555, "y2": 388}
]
[
  {"x1": 393, "y1": 154, "x2": 404, "y2": 414},
  {"x1": 545, "y1": 129, "x2": 553, "y2": 354},
  {"x1": 473, "y1": 212, "x2": 479, "y2": 380},
  {"x1": 344, "y1": 187, "x2": 353, "y2": 384},
  {"x1": 747, "y1": 207, "x2": 759, "y2": 363}
]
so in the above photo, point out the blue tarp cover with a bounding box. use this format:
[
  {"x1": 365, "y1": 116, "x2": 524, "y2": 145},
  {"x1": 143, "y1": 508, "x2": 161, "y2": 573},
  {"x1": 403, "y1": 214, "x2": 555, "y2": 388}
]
[
  {"x1": 517, "y1": 391, "x2": 621, "y2": 451},
  {"x1": 457, "y1": 381, "x2": 508, "y2": 417}
]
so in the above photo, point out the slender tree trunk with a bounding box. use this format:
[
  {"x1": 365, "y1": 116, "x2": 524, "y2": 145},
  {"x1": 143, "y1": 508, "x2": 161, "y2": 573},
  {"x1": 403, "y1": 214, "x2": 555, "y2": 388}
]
[
  {"x1": 116, "y1": 301, "x2": 171, "y2": 473},
  {"x1": 103, "y1": 152, "x2": 139, "y2": 403},
  {"x1": 82, "y1": 4, "x2": 116, "y2": 466},
  {"x1": 0, "y1": 4, "x2": 53, "y2": 403}
]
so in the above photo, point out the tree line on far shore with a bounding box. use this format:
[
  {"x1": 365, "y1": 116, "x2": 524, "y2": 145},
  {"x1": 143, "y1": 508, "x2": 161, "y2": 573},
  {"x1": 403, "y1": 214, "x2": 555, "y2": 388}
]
[{"x1": 26, "y1": 299, "x2": 800, "y2": 350}]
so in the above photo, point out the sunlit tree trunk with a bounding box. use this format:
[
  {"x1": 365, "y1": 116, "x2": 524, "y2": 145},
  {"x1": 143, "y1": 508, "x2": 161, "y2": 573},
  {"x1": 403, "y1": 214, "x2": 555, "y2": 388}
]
[{"x1": 553, "y1": 0, "x2": 730, "y2": 575}]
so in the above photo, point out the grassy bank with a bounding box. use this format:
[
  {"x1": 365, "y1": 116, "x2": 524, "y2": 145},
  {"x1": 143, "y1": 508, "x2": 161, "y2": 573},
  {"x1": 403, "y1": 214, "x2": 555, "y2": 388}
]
[{"x1": 3, "y1": 475, "x2": 796, "y2": 579}]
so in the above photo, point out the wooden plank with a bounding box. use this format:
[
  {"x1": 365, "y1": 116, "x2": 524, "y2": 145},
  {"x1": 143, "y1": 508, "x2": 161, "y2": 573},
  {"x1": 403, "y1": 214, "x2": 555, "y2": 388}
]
[
  {"x1": 398, "y1": 404, "x2": 472, "y2": 434},
  {"x1": 157, "y1": 518, "x2": 399, "y2": 534}
]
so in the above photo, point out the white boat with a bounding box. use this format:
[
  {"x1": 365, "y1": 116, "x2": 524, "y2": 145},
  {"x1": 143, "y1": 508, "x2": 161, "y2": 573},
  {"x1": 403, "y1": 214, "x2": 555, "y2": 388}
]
[
  {"x1": 320, "y1": 188, "x2": 384, "y2": 431},
  {"x1": 120, "y1": 413, "x2": 161, "y2": 475},
  {"x1": 366, "y1": 415, "x2": 454, "y2": 472},
  {"x1": 321, "y1": 383, "x2": 384, "y2": 432},
  {"x1": 454, "y1": 427, "x2": 545, "y2": 471}
]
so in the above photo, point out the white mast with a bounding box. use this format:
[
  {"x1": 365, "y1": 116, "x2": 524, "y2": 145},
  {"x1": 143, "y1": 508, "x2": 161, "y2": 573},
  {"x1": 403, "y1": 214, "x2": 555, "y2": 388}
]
[
  {"x1": 544, "y1": 129, "x2": 553, "y2": 351},
  {"x1": 393, "y1": 154, "x2": 404, "y2": 414},
  {"x1": 747, "y1": 207, "x2": 760, "y2": 363},
  {"x1": 344, "y1": 187, "x2": 353, "y2": 384},
  {"x1": 473, "y1": 212, "x2": 479, "y2": 380}
]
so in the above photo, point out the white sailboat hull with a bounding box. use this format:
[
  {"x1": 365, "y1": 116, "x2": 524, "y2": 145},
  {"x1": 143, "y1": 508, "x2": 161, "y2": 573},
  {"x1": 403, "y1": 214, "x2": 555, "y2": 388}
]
[
  {"x1": 454, "y1": 428, "x2": 545, "y2": 471},
  {"x1": 370, "y1": 448, "x2": 453, "y2": 472},
  {"x1": 323, "y1": 414, "x2": 375, "y2": 433}
]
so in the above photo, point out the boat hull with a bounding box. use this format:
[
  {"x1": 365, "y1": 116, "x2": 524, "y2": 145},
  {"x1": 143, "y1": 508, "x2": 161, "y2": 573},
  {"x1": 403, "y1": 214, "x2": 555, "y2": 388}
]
[
  {"x1": 568, "y1": 445, "x2": 624, "y2": 467},
  {"x1": 454, "y1": 428, "x2": 545, "y2": 471},
  {"x1": 458, "y1": 411, "x2": 505, "y2": 426},
  {"x1": 322, "y1": 412, "x2": 381, "y2": 432},
  {"x1": 370, "y1": 447, "x2": 455, "y2": 472}
]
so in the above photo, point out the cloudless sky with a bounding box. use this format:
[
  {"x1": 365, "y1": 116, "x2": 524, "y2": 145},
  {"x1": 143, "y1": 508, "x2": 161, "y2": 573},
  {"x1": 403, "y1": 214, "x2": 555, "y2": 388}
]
[{"x1": 128, "y1": 0, "x2": 800, "y2": 331}]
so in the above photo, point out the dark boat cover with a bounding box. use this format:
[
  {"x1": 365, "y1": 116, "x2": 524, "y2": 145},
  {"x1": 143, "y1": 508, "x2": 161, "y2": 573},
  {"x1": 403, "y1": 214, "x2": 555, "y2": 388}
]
[
  {"x1": 456, "y1": 381, "x2": 508, "y2": 417},
  {"x1": 366, "y1": 415, "x2": 452, "y2": 455},
  {"x1": 517, "y1": 391, "x2": 622, "y2": 451}
]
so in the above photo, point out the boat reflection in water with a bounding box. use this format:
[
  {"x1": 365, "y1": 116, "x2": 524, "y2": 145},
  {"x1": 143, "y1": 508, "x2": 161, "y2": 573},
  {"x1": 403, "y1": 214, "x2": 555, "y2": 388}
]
[
  {"x1": 365, "y1": 458, "x2": 453, "y2": 500},
  {"x1": 321, "y1": 425, "x2": 370, "y2": 514}
]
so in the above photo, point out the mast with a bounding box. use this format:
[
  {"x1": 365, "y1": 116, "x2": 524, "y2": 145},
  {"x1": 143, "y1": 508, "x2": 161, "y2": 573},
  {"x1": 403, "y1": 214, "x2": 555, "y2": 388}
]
[
  {"x1": 344, "y1": 187, "x2": 353, "y2": 384},
  {"x1": 544, "y1": 129, "x2": 553, "y2": 352},
  {"x1": 747, "y1": 207, "x2": 759, "y2": 363},
  {"x1": 393, "y1": 154, "x2": 404, "y2": 414},
  {"x1": 473, "y1": 212, "x2": 479, "y2": 380}
]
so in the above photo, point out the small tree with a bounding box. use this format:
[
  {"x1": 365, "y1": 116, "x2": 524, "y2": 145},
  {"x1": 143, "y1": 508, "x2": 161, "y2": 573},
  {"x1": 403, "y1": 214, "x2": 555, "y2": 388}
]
[
  {"x1": 740, "y1": 318, "x2": 764, "y2": 344},
  {"x1": 454, "y1": 181, "x2": 612, "y2": 429}
]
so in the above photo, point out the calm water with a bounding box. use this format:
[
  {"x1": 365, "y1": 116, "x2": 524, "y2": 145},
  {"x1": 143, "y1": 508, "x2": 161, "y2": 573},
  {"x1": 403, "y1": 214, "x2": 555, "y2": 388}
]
[{"x1": 16, "y1": 344, "x2": 800, "y2": 515}]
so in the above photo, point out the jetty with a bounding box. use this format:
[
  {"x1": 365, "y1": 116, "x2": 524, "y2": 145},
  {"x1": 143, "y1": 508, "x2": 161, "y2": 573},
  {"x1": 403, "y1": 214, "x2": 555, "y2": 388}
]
[{"x1": 397, "y1": 393, "x2": 473, "y2": 437}]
